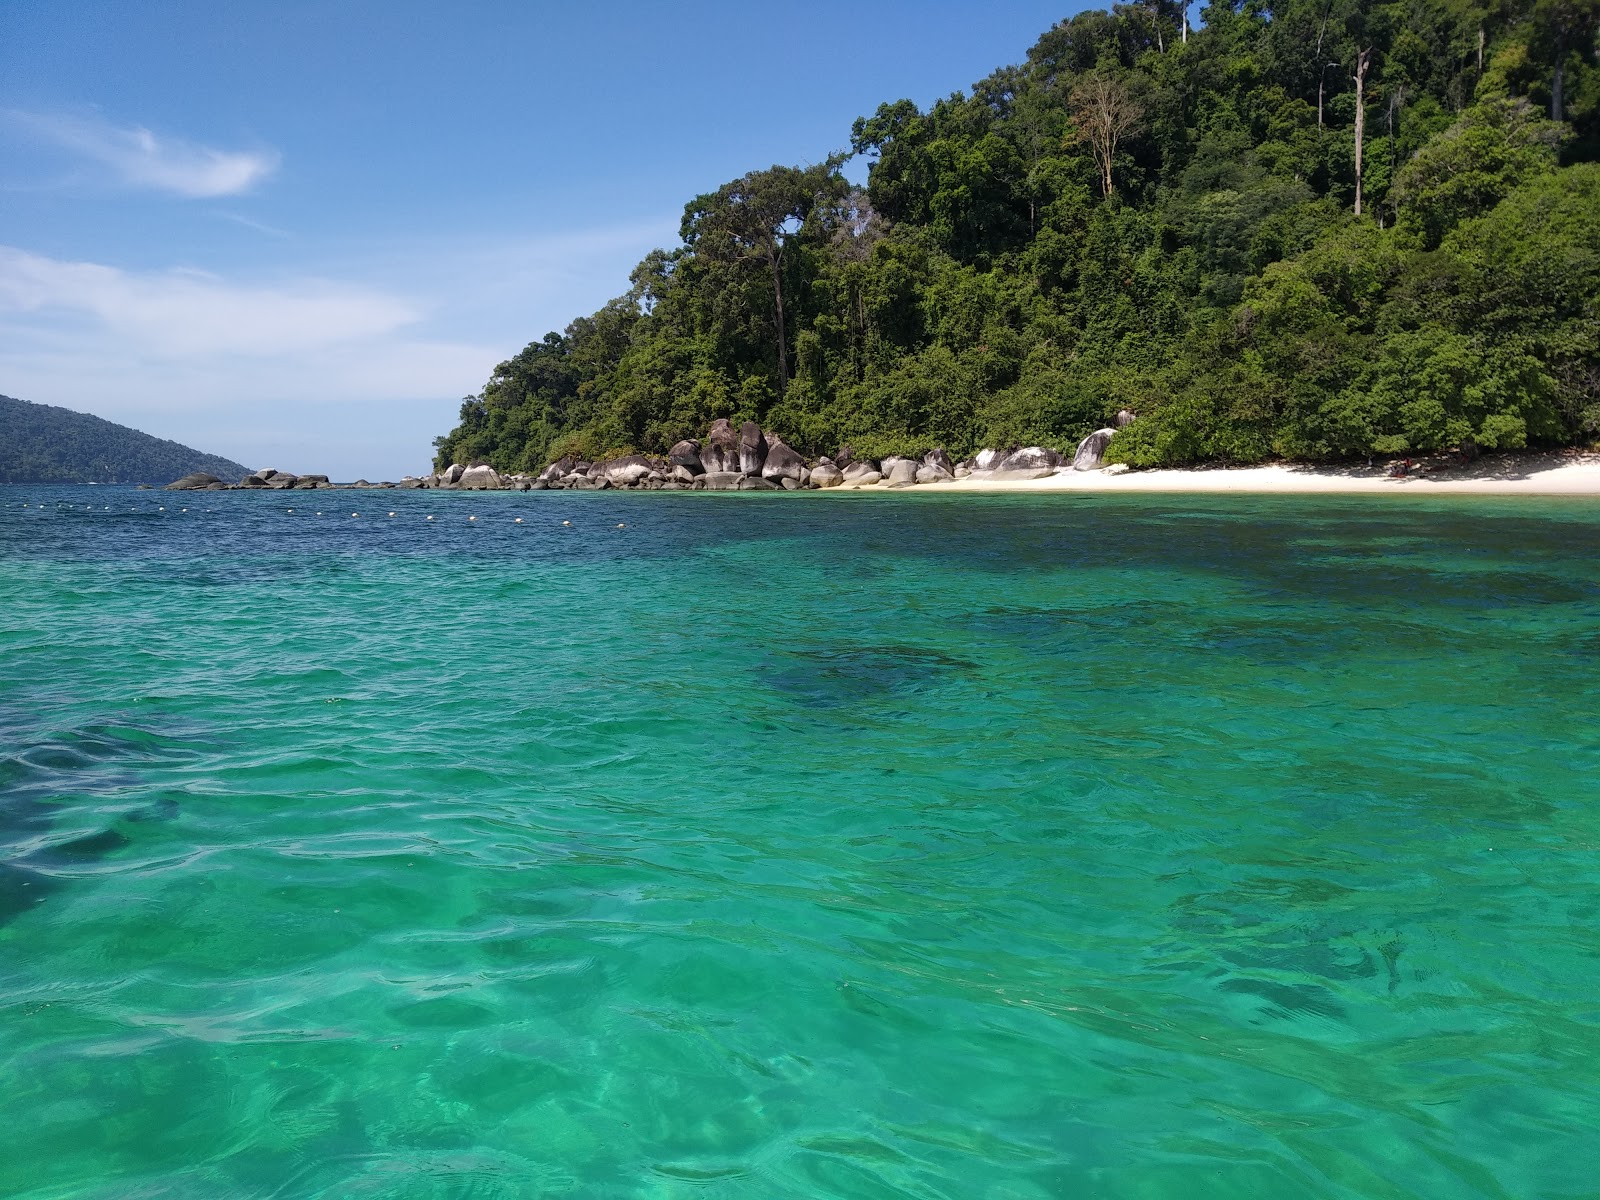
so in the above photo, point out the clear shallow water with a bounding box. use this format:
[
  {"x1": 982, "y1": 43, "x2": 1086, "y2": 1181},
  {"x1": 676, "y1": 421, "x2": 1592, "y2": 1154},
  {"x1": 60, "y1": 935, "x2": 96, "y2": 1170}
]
[{"x1": 2, "y1": 485, "x2": 1598, "y2": 1200}]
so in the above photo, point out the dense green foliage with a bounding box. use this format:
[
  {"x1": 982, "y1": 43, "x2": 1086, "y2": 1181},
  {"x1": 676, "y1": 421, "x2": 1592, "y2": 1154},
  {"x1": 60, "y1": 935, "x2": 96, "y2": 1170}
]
[
  {"x1": 0, "y1": 395, "x2": 249, "y2": 484},
  {"x1": 435, "y1": 0, "x2": 1600, "y2": 470}
]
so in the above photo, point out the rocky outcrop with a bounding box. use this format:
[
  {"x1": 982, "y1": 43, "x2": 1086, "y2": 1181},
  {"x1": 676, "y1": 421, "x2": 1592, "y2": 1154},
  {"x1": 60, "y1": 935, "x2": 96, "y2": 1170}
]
[
  {"x1": 701, "y1": 419, "x2": 740, "y2": 474},
  {"x1": 923, "y1": 448, "x2": 954, "y2": 474},
  {"x1": 668, "y1": 440, "x2": 704, "y2": 475},
  {"x1": 700, "y1": 472, "x2": 745, "y2": 491},
  {"x1": 810, "y1": 463, "x2": 844, "y2": 488},
  {"x1": 995, "y1": 447, "x2": 1062, "y2": 473},
  {"x1": 165, "y1": 472, "x2": 221, "y2": 490},
  {"x1": 842, "y1": 461, "x2": 882, "y2": 486},
  {"x1": 598, "y1": 455, "x2": 657, "y2": 487},
  {"x1": 761, "y1": 436, "x2": 806, "y2": 482},
  {"x1": 439, "y1": 464, "x2": 464, "y2": 485},
  {"x1": 459, "y1": 465, "x2": 503, "y2": 490},
  {"x1": 738, "y1": 421, "x2": 768, "y2": 476},
  {"x1": 885, "y1": 458, "x2": 919, "y2": 485},
  {"x1": 916, "y1": 463, "x2": 954, "y2": 484},
  {"x1": 1073, "y1": 428, "x2": 1118, "y2": 471}
]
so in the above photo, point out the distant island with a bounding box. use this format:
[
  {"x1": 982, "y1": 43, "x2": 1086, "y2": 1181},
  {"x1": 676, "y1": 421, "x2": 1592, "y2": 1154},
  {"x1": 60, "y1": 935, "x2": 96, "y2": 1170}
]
[
  {"x1": 0, "y1": 395, "x2": 250, "y2": 485},
  {"x1": 433, "y1": 0, "x2": 1600, "y2": 479}
]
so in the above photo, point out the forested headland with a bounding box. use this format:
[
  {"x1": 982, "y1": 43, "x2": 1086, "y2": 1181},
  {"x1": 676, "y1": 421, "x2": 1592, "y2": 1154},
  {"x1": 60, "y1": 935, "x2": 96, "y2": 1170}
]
[
  {"x1": 434, "y1": 0, "x2": 1600, "y2": 472},
  {"x1": 0, "y1": 395, "x2": 249, "y2": 485}
]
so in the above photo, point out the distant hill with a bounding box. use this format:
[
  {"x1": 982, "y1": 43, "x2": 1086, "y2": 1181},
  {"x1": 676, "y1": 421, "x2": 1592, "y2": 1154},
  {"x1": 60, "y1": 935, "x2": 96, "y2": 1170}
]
[{"x1": 0, "y1": 395, "x2": 250, "y2": 484}]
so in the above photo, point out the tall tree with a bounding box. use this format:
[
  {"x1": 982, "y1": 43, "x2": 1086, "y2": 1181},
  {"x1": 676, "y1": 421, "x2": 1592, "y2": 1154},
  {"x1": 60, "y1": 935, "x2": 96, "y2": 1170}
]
[
  {"x1": 1068, "y1": 73, "x2": 1142, "y2": 198},
  {"x1": 681, "y1": 161, "x2": 846, "y2": 399},
  {"x1": 1354, "y1": 45, "x2": 1374, "y2": 214},
  {"x1": 1530, "y1": 0, "x2": 1600, "y2": 122}
]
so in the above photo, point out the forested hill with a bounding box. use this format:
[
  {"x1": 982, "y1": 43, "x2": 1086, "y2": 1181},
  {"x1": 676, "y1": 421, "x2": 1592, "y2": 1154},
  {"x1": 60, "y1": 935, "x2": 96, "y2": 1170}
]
[
  {"x1": 0, "y1": 395, "x2": 250, "y2": 484},
  {"x1": 435, "y1": 0, "x2": 1600, "y2": 472}
]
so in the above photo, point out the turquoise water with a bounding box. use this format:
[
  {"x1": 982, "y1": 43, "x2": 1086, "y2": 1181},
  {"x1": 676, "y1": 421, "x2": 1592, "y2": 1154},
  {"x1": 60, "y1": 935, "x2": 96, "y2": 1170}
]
[{"x1": 2, "y1": 486, "x2": 1598, "y2": 1199}]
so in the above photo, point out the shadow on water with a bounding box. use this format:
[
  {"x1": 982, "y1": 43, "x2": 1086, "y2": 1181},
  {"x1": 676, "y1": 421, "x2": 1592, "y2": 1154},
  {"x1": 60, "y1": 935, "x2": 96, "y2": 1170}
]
[
  {"x1": 0, "y1": 720, "x2": 191, "y2": 927},
  {"x1": 757, "y1": 644, "x2": 978, "y2": 708}
]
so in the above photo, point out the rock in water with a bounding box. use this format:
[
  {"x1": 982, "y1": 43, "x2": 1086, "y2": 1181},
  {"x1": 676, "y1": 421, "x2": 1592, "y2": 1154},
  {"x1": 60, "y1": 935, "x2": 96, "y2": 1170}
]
[
  {"x1": 700, "y1": 472, "x2": 744, "y2": 491},
  {"x1": 667, "y1": 440, "x2": 704, "y2": 475},
  {"x1": 164, "y1": 472, "x2": 221, "y2": 490},
  {"x1": 600, "y1": 455, "x2": 655, "y2": 487},
  {"x1": 699, "y1": 420, "x2": 739, "y2": 474},
  {"x1": 738, "y1": 421, "x2": 768, "y2": 476},
  {"x1": 1073, "y1": 428, "x2": 1118, "y2": 471},
  {"x1": 539, "y1": 456, "x2": 576, "y2": 484},
  {"x1": 439, "y1": 464, "x2": 465, "y2": 485},
  {"x1": 459, "y1": 465, "x2": 503, "y2": 490},
  {"x1": 761, "y1": 436, "x2": 805, "y2": 483}
]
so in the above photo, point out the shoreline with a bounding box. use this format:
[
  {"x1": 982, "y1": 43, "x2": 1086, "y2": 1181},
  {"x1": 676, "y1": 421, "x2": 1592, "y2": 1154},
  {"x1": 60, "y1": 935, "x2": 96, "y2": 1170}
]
[{"x1": 843, "y1": 451, "x2": 1600, "y2": 498}]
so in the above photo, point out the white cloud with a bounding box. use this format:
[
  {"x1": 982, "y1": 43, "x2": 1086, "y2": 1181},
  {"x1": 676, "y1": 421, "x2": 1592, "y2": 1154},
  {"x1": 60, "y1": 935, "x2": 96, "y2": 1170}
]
[
  {"x1": 0, "y1": 220, "x2": 674, "y2": 478},
  {"x1": 0, "y1": 246, "x2": 418, "y2": 356},
  {"x1": 7, "y1": 109, "x2": 279, "y2": 197}
]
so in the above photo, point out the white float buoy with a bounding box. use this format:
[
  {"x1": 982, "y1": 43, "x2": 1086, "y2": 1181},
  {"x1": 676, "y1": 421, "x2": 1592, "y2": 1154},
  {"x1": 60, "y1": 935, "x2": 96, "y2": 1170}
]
[
  {"x1": 562, "y1": 520, "x2": 571, "y2": 527},
  {"x1": 352, "y1": 513, "x2": 359, "y2": 517},
  {"x1": 617, "y1": 523, "x2": 625, "y2": 528},
  {"x1": 514, "y1": 517, "x2": 523, "y2": 523},
  {"x1": 469, "y1": 516, "x2": 477, "y2": 521},
  {"x1": 388, "y1": 512, "x2": 396, "y2": 517},
  {"x1": 426, "y1": 515, "x2": 434, "y2": 521}
]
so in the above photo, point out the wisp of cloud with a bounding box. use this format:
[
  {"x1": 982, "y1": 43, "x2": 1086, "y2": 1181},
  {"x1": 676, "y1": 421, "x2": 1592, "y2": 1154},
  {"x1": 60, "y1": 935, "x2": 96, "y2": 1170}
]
[{"x1": 7, "y1": 109, "x2": 279, "y2": 198}]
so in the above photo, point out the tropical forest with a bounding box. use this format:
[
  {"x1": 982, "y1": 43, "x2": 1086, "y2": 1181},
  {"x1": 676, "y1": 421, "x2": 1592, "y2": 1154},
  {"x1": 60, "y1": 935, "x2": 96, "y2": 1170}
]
[{"x1": 433, "y1": 0, "x2": 1600, "y2": 471}]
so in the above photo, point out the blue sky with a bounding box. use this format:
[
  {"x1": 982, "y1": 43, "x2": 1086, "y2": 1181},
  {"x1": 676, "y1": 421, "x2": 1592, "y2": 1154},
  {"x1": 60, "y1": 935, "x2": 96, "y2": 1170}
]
[{"x1": 1, "y1": 1, "x2": 1085, "y2": 478}]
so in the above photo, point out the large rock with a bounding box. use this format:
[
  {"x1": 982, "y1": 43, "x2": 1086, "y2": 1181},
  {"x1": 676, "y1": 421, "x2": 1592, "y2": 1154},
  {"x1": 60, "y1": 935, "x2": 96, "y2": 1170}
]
[
  {"x1": 923, "y1": 448, "x2": 954, "y2": 473},
  {"x1": 539, "y1": 456, "x2": 576, "y2": 483},
  {"x1": 738, "y1": 421, "x2": 767, "y2": 475},
  {"x1": 600, "y1": 455, "x2": 655, "y2": 487},
  {"x1": 842, "y1": 462, "x2": 882, "y2": 486},
  {"x1": 973, "y1": 449, "x2": 1002, "y2": 470},
  {"x1": 165, "y1": 472, "x2": 221, "y2": 490},
  {"x1": 761, "y1": 436, "x2": 805, "y2": 482},
  {"x1": 701, "y1": 419, "x2": 740, "y2": 474},
  {"x1": 667, "y1": 440, "x2": 704, "y2": 475},
  {"x1": 439, "y1": 464, "x2": 464, "y2": 485},
  {"x1": 267, "y1": 475, "x2": 298, "y2": 489},
  {"x1": 252, "y1": 468, "x2": 279, "y2": 482},
  {"x1": 738, "y1": 475, "x2": 779, "y2": 490},
  {"x1": 994, "y1": 447, "x2": 1061, "y2": 473},
  {"x1": 885, "y1": 458, "x2": 919, "y2": 485},
  {"x1": 459, "y1": 465, "x2": 503, "y2": 490},
  {"x1": 671, "y1": 464, "x2": 700, "y2": 483},
  {"x1": 810, "y1": 463, "x2": 844, "y2": 488},
  {"x1": 238, "y1": 474, "x2": 269, "y2": 488},
  {"x1": 916, "y1": 464, "x2": 954, "y2": 484},
  {"x1": 880, "y1": 455, "x2": 917, "y2": 480},
  {"x1": 834, "y1": 445, "x2": 855, "y2": 468},
  {"x1": 1073, "y1": 428, "x2": 1118, "y2": 471},
  {"x1": 700, "y1": 471, "x2": 745, "y2": 491}
]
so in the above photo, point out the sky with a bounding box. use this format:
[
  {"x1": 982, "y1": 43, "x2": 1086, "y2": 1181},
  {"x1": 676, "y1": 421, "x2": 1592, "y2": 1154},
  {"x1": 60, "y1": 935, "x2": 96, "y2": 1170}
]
[{"x1": 1, "y1": 1, "x2": 1087, "y2": 479}]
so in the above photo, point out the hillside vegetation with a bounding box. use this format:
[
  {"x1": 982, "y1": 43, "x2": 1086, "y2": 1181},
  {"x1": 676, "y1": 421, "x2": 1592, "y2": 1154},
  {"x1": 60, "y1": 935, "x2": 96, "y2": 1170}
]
[
  {"x1": 0, "y1": 395, "x2": 249, "y2": 484},
  {"x1": 435, "y1": 0, "x2": 1600, "y2": 471}
]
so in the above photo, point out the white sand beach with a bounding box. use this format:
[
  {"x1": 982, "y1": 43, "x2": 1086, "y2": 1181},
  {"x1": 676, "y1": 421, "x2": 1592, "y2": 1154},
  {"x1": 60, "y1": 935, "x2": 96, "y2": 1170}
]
[{"x1": 873, "y1": 450, "x2": 1600, "y2": 496}]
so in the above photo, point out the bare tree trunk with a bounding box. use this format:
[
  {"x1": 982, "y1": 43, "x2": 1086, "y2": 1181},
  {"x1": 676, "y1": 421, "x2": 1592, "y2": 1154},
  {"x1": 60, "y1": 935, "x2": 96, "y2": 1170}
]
[
  {"x1": 1354, "y1": 47, "x2": 1371, "y2": 217},
  {"x1": 767, "y1": 247, "x2": 788, "y2": 398},
  {"x1": 1182, "y1": 4, "x2": 1187, "y2": 44},
  {"x1": 1315, "y1": 9, "x2": 1330, "y2": 129},
  {"x1": 1477, "y1": 26, "x2": 1484, "y2": 72},
  {"x1": 1318, "y1": 76, "x2": 1326, "y2": 129},
  {"x1": 1553, "y1": 33, "x2": 1566, "y2": 122}
]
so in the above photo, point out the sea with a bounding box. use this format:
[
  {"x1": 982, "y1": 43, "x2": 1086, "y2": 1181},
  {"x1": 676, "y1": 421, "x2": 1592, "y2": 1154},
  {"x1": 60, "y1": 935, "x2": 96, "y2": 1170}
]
[{"x1": 2, "y1": 484, "x2": 1597, "y2": 1199}]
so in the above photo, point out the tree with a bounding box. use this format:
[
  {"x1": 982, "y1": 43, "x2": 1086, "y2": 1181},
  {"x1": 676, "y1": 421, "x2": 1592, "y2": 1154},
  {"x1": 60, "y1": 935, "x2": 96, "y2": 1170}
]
[
  {"x1": 1529, "y1": 0, "x2": 1600, "y2": 122},
  {"x1": 681, "y1": 160, "x2": 846, "y2": 400},
  {"x1": 1068, "y1": 73, "x2": 1142, "y2": 199},
  {"x1": 1353, "y1": 46, "x2": 1374, "y2": 214}
]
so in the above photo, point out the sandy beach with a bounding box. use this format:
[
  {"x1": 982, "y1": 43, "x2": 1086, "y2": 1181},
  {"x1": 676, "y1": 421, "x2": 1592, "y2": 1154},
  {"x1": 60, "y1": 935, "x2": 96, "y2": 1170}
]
[{"x1": 881, "y1": 450, "x2": 1600, "y2": 496}]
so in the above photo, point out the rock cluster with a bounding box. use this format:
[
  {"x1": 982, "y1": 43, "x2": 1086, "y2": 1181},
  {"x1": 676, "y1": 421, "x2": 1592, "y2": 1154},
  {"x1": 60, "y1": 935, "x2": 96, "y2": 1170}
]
[{"x1": 164, "y1": 416, "x2": 1134, "y2": 492}]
